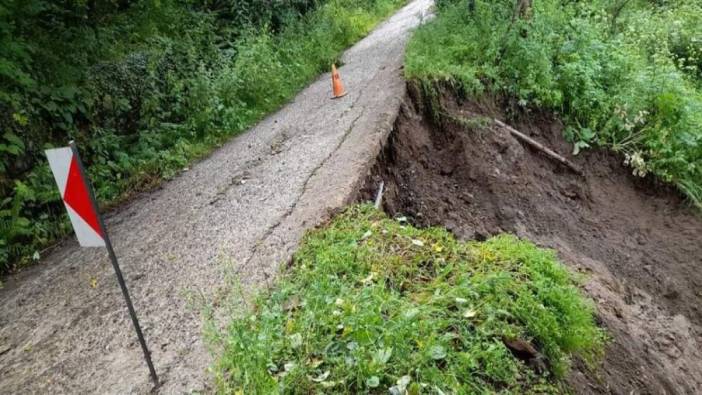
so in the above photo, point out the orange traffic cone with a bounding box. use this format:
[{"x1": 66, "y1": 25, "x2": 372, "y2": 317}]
[{"x1": 331, "y1": 64, "x2": 347, "y2": 99}]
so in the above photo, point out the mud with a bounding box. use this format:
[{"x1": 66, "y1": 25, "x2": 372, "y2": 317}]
[{"x1": 361, "y1": 84, "x2": 702, "y2": 394}]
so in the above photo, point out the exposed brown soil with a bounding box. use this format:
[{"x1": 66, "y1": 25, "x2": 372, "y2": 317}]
[{"x1": 361, "y1": 84, "x2": 702, "y2": 394}]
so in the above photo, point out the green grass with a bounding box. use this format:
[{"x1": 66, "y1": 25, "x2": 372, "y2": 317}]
[
  {"x1": 405, "y1": 0, "x2": 702, "y2": 208},
  {"x1": 213, "y1": 205, "x2": 604, "y2": 393},
  {"x1": 0, "y1": 0, "x2": 406, "y2": 272}
]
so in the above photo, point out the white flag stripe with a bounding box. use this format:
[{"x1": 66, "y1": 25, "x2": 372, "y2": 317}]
[
  {"x1": 46, "y1": 146, "x2": 107, "y2": 248},
  {"x1": 65, "y1": 204, "x2": 106, "y2": 247},
  {"x1": 45, "y1": 147, "x2": 73, "y2": 197}
]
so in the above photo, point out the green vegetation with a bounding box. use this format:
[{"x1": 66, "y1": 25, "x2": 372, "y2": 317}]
[
  {"x1": 0, "y1": 0, "x2": 405, "y2": 272},
  {"x1": 405, "y1": 0, "x2": 702, "y2": 207},
  {"x1": 214, "y1": 205, "x2": 604, "y2": 393}
]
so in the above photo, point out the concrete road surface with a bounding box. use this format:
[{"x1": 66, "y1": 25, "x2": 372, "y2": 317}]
[{"x1": 0, "y1": 0, "x2": 432, "y2": 393}]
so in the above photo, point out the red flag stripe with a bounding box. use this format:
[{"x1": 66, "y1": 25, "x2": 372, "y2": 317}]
[{"x1": 62, "y1": 156, "x2": 104, "y2": 237}]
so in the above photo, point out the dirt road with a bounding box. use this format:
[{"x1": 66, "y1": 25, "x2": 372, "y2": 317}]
[{"x1": 0, "y1": 1, "x2": 432, "y2": 393}]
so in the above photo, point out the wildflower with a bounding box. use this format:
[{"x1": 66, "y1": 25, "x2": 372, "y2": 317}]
[
  {"x1": 634, "y1": 110, "x2": 648, "y2": 125},
  {"x1": 624, "y1": 151, "x2": 648, "y2": 177}
]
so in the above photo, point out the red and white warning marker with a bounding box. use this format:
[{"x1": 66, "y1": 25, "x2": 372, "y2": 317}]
[
  {"x1": 45, "y1": 142, "x2": 159, "y2": 386},
  {"x1": 46, "y1": 146, "x2": 105, "y2": 247}
]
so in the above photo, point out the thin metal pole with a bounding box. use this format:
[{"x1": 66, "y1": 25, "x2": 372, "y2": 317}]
[{"x1": 69, "y1": 141, "x2": 159, "y2": 386}]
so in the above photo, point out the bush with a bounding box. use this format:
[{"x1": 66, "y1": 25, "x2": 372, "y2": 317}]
[
  {"x1": 213, "y1": 206, "x2": 604, "y2": 393},
  {"x1": 405, "y1": 0, "x2": 702, "y2": 208},
  {"x1": 0, "y1": 0, "x2": 406, "y2": 272}
]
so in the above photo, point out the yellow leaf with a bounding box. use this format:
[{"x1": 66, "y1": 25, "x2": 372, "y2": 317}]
[
  {"x1": 285, "y1": 319, "x2": 295, "y2": 334},
  {"x1": 90, "y1": 278, "x2": 97, "y2": 288},
  {"x1": 342, "y1": 326, "x2": 353, "y2": 336},
  {"x1": 361, "y1": 272, "x2": 375, "y2": 284},
  {"x1": 308, "y1": 358, "x2": 324, "y2": 368}
]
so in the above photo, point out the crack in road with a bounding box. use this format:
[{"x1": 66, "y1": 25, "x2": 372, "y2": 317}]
[{"x1": 238, "y1": 94, "x2": 369, "y2": 278}]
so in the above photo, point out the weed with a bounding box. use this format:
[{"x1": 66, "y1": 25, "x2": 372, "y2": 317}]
[{"x1": 214, "y1": 205, "x2": 604, "y2": 393}]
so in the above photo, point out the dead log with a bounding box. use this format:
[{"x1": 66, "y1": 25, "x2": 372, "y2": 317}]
[{"x1": 493, "y1": 119, "x2": 584, "y2": 175}]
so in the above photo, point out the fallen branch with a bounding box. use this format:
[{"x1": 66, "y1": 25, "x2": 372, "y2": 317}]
[{"x1": 494, "y1": 119, "x2": 583, "y2": 175}]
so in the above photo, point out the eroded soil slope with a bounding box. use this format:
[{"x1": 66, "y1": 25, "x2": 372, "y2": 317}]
[{"x1": 362, "y1": 85, "x2": 702, "y2": 394}]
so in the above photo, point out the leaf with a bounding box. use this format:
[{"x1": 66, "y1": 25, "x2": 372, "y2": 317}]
[
  {"x1": 3, "y1": 132, "x2": 24, "y2": 149},
  {"x1": 403, "y1": 308, "x2": 420, "y2": 319},
  {"x1": 389, "y1": 375, "x2": 412, "y2": 395},
  {"x1": 373, "y1": 347, "x2": 392, "y2": 364},
  {"x1": 307, "y1": 358, "x2": 323, "y2": 368},
  {"x1": 430, "y1": 345, "x2": 446, "y2": 360},
  {"x1": 310, "y1": 370, "x2": 330, "y2": 382},
  {"x1": 288, "y1": 333, "x2": 302, "y2": 348},
  {"x1": 3, "y1": 145, "x2": 21, "y2": 155},
  {"x1": 361, "y1": 272, "x2": 375, "y2": 284},
  {"x1": 2, "y1": 132, "x2": 24, "y2": 155},
  {"x1": 61, "y1": 111, "x2": 73, "y2": 124},
  {"x1": 397, "y1": 375, "x2": 411, "y2": 391},
  {"x1": 11, "y1": 113, "x2": 28, "y2": 126},
  {"x1": 573, "y1": 140, "x2": 590, "y2": 156},
  {"x1": 411, "y1": 239, "x2": 424, "y2": 247},
  {"x1": 463, "y1": 309, "x2": 477, "y2": 318},
  {"x1": 321, "y1": 381, "x2": 338, "y2": 388},
  {"x1": 366, "y1": 376, "x2": 380, "y2": 388},
  {"x1": 57, "y1": 86, "x2": 78, "y2": 99},
  {"x1": 285, "y1": 318, "x2": 295, "y2": 334},
  {"x1": 580, "y1": 128, "x2": 595, "y2": 141}
]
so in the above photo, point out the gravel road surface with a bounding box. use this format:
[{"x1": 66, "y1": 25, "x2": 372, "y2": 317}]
[{"x1": 0, "y1": 1, "x2": 432, "y2": 393}]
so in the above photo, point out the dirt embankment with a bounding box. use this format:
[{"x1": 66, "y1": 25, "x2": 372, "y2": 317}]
[{"x1": 361, "y1": 84, "x2": 702, "y2": 394}]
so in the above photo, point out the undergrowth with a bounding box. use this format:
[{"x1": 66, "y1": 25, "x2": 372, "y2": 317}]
[
  {"x1": 213, "y1": 205, "x2": 604, "y2": 393},
  {"x1": 0, "y1": 0, "x2": 405, "y2": 272},
  {"x1": 405, "y1": 0, "x2": 702, "y2": 208}
]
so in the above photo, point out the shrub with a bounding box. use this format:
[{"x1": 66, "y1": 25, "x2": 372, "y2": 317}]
[{"x1": 405, "y1": 0, "x2": 702, "y2": 207}]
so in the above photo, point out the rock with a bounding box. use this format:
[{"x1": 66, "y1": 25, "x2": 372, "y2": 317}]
[
  {"x1": 502, "y1": 336, "x2": 547, "y2": 373},
  {"x1": 502, "y1": 336, "x2": 538, "y2": 361}
]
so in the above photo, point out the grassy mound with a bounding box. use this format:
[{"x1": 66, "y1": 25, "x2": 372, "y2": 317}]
[
  {"x1": 405, "y1": 0, "x2": 702, "y2": 208},
  {"x1": 214, "y1": 206, "x2": 604, "y2": 393}
]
